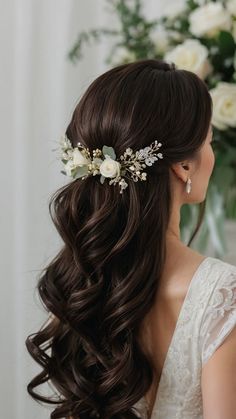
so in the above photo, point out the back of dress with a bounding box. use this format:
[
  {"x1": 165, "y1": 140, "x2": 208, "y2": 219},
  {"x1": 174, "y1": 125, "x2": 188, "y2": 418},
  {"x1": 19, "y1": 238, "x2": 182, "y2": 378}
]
[{"x1": 132, "y1": 256, "x2": 236, "y2": 419}]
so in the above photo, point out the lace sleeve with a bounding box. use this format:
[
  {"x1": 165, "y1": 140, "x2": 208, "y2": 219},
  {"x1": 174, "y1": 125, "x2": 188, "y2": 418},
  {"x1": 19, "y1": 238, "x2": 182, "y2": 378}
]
[{"x1": 200, "y1": 268, "x2": 236, "y2": 366}]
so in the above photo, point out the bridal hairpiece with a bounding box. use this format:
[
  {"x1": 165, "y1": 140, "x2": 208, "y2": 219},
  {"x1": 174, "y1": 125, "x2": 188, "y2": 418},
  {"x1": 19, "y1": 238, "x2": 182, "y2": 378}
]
[{"x1": 58, "y1": 134, "x2": 164, "y2": 194}]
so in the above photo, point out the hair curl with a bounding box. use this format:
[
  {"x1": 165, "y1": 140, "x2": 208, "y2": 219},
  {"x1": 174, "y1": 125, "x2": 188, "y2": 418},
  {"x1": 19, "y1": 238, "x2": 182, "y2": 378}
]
[{"x1": 25, "y1": 59, "x2": 212, "y2": 418}]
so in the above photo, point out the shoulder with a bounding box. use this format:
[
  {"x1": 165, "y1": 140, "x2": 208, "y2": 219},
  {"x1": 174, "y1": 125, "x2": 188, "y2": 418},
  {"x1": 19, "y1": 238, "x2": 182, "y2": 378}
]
[
  {"x1": 200, "y1": 256, "x2": 236, "y2": 287},
  {"x1": 207, "y1": 256, "x2": 236, "y2": 273},
  {"x1": 207, "y1": 256, "x2": 236, "y2": 292},
  {"x1": 185, "y1": 255, "x2": 236, "y2": 297},
  {"x1": 205, "y1": 256, "x2": 236, "y2": 316},
  {"x1": 200, "y1": 258, "x2": 236, "y2": 418},
  {"x1": 200, "y1": 256, "x2": 236, "y2": 363},
  {"x1": 168, "y1": 246, "x2": 236, "y2": 287},
  {"x1": 201, "y1": 324, "x2": 236, "y2": 418},
  {"x1": 201, "y1": 256, "x2": 236, "y2": 311}
]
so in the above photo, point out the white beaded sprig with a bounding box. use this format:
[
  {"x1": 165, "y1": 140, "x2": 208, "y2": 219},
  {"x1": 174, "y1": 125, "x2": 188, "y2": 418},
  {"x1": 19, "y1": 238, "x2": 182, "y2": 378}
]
[{"x1": 57, "y1": 134, "x2": 164, "y2": 194}]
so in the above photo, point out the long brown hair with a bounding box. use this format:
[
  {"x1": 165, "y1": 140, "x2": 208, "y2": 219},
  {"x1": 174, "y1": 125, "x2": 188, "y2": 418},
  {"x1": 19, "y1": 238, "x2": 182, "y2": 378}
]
[{"x1": 25, "y1": 59, "x2": 212, "y2": 418}]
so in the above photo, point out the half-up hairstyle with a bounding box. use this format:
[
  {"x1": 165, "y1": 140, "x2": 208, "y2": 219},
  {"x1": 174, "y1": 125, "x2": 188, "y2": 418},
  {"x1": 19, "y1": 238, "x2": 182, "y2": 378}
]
[{"x1": 25, "y1": 59, "x2": 212, "y2": 418}]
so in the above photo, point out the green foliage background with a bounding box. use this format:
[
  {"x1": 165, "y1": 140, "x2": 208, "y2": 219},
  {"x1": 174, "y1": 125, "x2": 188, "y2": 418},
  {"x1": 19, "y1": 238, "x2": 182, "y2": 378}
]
[{"x1": 66, "y1": 0, "x2": 236, "y2": 257}]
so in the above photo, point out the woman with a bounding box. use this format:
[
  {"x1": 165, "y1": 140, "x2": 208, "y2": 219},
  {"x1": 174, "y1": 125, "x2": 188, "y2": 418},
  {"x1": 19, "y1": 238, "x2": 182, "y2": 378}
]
[{"x1": 26, "y1": 59, "x2": 236, "y2": 419}]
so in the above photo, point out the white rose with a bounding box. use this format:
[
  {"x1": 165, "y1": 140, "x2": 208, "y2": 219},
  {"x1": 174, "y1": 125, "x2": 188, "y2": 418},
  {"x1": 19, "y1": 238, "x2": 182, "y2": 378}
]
[
  {"x1": 189, "y1": 2, "x2": 232, "y2": 37},
  {"x1": 226, "y1": 0, "x2": 236, "y2": 16},
  {"x1": 72, "y1": 148, "x2": 90, "y2": 166},
  {"x1": 99, "y1": 157, "x2": 121, "y2": 178},
  {"x1": 209, "y1": 82, "x2": 236, "y2": 130},
  {"x1": 164, "y1": 39, "x2": 213, "y2": 79},
  {"x1": 63, "y1": 149, "x2": 90, "y2": 176}
]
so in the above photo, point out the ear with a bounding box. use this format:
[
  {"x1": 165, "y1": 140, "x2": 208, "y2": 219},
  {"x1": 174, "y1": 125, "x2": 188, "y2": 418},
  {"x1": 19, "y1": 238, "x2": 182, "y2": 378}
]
[{"x1": 170, "y1": 161, "x2": 192, "y2": 183}]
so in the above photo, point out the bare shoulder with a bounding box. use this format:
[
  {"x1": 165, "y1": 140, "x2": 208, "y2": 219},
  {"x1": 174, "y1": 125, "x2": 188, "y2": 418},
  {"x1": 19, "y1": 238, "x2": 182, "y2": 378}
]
[
  {"x1": 165, "y1": 241, "x2": 208, "y2": 274},
  {"x1": 159, "y1": 243, "x2": 207, "y2": 297},
  {"x1": 200, "y1": 258, "x2": 236, "y2": 418}
]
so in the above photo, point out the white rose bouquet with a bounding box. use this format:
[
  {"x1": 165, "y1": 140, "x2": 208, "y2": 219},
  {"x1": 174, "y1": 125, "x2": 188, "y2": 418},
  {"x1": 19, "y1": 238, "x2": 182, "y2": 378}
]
[{"x1": 68, "y1": 0, "x2": 236, "y2": 256}]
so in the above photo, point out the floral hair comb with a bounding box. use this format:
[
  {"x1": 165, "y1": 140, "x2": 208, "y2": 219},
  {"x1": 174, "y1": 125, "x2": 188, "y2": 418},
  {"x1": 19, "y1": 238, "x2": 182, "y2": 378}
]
[{"x1": 58, "y1": 134, "x2": 163, "y2": 194}]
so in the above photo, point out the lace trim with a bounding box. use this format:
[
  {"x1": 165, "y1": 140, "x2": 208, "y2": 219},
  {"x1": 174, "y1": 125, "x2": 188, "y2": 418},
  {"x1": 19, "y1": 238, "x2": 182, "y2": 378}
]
[{"x1": 200, "y1": 271, "x2": 236, "y2": 365}]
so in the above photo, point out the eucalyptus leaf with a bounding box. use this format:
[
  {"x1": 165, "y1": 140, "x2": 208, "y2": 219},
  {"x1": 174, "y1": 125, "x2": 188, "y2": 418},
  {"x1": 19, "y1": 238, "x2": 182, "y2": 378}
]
[
  {"x1": 74, "y1": 166, "x2": 89, "y2": 179},
  {"x1": 102, "y1": 146, "x2": 116, "y2": 160}
]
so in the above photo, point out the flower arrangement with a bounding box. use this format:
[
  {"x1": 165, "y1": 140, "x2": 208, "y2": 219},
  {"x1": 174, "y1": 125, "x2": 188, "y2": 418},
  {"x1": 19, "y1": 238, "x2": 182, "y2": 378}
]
[
  {"x1": 59, "y1": 134, "x2": 163, "y2": 193},
  {"x1": 67, "y1": 0, "x2": 236, "y2": 256}
]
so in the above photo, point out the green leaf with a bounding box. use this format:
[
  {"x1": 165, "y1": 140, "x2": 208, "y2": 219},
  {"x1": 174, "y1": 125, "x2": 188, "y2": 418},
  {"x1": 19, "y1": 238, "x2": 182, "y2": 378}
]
[
  {"x1": 217, "y1": 30, "x2": 235, "y2": 57},
  {"x1": 73, "y1": 166, "x2": 89, "y2": 179},
  {"x1": 186, "y1": 0, "x2": 199, "y2": 11},
  {"x1": 102, "y1": 145, "x2": 116, "y2": 160}
]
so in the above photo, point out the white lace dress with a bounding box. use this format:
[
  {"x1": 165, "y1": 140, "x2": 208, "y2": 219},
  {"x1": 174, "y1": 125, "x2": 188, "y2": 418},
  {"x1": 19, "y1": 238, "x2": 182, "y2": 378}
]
[{"x1": 132, "y1": 256, "x2": 236, "y2": 419}]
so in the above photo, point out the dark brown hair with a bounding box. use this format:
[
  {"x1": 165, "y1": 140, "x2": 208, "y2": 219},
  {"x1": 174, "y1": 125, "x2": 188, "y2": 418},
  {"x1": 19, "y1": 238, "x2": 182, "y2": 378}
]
[{"x1": 25, "y1": 59, "x2": 212, "y2": 418}]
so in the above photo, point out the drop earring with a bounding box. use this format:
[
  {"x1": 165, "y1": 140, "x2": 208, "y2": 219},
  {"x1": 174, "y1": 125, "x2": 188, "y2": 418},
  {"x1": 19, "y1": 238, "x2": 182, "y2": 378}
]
[{"x1": 186, "y1": 178, "x2": 192, "y2": 194}]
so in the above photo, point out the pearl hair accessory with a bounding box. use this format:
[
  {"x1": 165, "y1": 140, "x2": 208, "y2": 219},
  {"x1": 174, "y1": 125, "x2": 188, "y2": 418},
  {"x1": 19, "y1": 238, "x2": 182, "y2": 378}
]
[{"x1": 58, "y1": 134, "x2": 164, "y2": 194}]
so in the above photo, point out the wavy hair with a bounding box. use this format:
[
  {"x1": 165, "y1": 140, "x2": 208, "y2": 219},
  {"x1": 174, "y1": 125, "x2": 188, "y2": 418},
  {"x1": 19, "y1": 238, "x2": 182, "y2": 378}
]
[{"x1": 25, "y1": 59, "x2": 212, "y2": 418}]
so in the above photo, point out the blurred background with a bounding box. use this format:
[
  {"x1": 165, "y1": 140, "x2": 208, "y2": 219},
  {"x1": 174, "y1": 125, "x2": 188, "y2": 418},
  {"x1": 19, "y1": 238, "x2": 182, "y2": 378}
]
[{"x1": 1, "y1": 0, "x2": 235, "y2": 418}]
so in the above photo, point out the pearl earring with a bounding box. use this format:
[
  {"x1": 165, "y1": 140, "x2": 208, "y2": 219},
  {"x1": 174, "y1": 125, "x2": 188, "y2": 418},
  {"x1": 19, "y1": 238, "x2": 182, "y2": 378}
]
[{"x1": 186, "y1": 178, "x2": 192, "y2": 194}]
